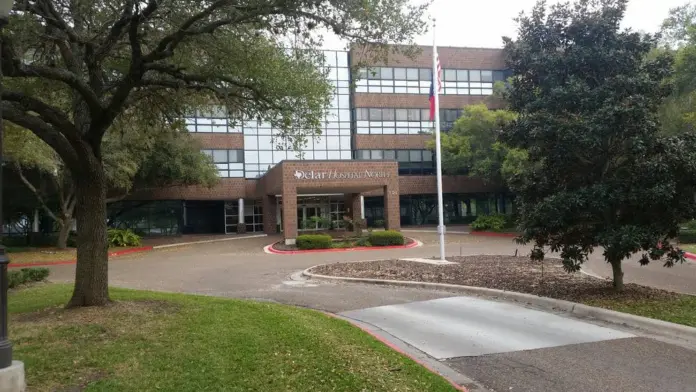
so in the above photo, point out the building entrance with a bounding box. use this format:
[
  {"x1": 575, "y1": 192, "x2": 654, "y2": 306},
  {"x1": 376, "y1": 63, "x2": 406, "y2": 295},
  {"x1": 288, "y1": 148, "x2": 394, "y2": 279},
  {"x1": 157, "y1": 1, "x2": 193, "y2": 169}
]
[{"x1": 277, "y1": 195, "x2": 346, "y2": 232}]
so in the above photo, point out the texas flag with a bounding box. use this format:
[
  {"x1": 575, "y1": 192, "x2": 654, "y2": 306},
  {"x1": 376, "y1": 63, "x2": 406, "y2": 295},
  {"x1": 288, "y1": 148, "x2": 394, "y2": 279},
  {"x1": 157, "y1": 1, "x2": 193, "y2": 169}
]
[{"x1": 429, "y1": 54, "x2": 442, "y2": 121}]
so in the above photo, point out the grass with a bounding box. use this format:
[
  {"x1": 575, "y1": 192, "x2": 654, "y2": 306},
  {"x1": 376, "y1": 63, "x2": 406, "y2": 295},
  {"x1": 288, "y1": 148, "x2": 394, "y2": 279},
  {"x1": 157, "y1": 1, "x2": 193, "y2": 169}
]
[
  {"x1": 679, "y1": 244, "x2": 696, "y2": 254},
  {"x1": 6, "y1": 246, "x2": 141, "y2": 265},
  {"x1": 10, "y1": 284, "x2": 457, "y2": 392},
  {"x1": 582, "y1": 295, "x2": 696, "y2": 328}
]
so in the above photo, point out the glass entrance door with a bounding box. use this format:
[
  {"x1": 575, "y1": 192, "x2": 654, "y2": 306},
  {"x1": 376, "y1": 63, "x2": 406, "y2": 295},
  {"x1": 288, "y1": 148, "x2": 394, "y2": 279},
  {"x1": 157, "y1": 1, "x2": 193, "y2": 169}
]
[{"x1": 298, "y1": 205, "x2": 329, "y2": 230}]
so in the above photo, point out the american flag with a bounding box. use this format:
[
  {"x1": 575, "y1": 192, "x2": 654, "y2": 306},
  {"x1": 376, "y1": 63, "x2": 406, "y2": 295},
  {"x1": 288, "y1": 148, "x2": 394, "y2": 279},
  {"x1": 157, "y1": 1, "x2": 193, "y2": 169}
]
[{"x1": 429, "y1": 54, "x2": 442, "y2": 121}]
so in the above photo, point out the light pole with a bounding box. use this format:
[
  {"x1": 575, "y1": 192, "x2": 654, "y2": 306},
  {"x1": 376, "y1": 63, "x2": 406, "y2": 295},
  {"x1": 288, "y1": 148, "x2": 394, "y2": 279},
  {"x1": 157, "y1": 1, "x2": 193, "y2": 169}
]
[{"x1": 0, "y1": 0, "x2": 15, "y2": 371}]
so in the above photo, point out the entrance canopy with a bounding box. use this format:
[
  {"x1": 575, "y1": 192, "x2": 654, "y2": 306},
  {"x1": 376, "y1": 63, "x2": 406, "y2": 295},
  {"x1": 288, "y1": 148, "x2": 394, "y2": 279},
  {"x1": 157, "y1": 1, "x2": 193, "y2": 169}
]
[
  {"x1": 257, "y1": 160, "x2": 399, "y2": 196},
  {"x1": 256, "y1": 160, "x2": 401, "y2": 243}
]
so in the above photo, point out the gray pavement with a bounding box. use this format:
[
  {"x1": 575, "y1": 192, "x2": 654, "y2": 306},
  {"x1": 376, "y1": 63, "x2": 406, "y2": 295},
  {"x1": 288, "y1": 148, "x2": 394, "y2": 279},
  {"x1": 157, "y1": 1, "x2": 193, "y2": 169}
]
[
  {"x1": 340, "y1": 296, "x2": 634, "y2": 359},
  {"x1": 46, "y1": 232, "x2": 696, "y2": 391}
]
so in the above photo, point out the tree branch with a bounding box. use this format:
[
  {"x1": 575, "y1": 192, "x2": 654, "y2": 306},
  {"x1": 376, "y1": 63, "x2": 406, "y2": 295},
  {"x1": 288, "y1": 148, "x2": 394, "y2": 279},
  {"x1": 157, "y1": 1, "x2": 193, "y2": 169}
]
[
  {"x1": 1, "y1": 91, "x2": 82, "y2": 144},
  {"x1": 12, "y1": 162, "x2": 59, "y2": 222},
  {"x1": 1, "y1": 102, "x2": 80, "y2": 171}
]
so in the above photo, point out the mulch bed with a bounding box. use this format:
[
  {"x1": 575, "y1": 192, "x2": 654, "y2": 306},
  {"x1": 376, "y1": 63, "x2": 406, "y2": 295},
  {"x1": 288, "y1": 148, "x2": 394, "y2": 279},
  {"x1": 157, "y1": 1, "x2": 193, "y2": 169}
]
[
  {"x1": 310, "y1": 256, "x2": 681, "y2": 303},
  {"x1": 273, "y1": 237, "x2": 415, "y2": 252}
]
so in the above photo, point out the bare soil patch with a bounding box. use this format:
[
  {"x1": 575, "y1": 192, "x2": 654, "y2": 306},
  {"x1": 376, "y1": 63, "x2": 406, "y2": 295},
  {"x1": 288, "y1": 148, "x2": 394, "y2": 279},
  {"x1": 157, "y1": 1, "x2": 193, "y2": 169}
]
[{"x1": 311, "y1": 256, "x2": 681, "y2": 303}]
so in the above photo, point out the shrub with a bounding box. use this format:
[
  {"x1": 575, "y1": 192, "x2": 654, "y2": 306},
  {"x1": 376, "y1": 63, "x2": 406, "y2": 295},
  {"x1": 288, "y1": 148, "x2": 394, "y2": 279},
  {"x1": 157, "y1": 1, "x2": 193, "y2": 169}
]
[
  {"x1": 679, "y1": 229, "x2": 696, "y2": 244},
  {"x1": 471, "y1": 214, "x2": 509, "y2": 232},
  {"x1": 369, "y1": 230, "x2": 405, "y2": 246},
  {"x1": 373, "y1": 219, "x2": 385, "y2": 228},
  {"x1": 21, "y1": 267, "x2": 50, "y2": 282},
  {"x1": 296, "y1": 234, "x2": 332, "y2": 250},
  {"x1": 107, "y1": 229, "x2": 142, "y2": 247},
  {"x1": 355, "y1": 237, "x2": 370, "y2": 247},
  {"x1": 8, "y1": 268, "x2": 50, "y2": 289}
]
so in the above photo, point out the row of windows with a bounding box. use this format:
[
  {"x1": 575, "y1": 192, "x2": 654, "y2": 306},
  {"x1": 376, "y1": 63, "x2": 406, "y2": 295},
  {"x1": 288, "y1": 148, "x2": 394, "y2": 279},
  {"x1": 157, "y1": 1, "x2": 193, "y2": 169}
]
[
  {"x1": 201, "y1": 149, "x2": 244, "y2": 178},
  {"x1": 355, "y1": 108, "x2": 462, "y2": 122},
  {"x1": 358, "y1": 67, "x2": 505, "y2": 83},
  {"x1": 355, "y1": 149, "x2": 435, "y2": 175}
]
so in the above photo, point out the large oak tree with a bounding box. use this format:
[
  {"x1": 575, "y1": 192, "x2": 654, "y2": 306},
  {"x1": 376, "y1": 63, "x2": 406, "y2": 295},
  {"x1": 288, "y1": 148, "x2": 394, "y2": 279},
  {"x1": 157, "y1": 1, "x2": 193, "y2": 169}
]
[
  {"x1": 1, "y1": 0, "x2": 428, "y2": 307},
  {"x1": 502, "y1": 0, "x2": 696, "y2": 290}
]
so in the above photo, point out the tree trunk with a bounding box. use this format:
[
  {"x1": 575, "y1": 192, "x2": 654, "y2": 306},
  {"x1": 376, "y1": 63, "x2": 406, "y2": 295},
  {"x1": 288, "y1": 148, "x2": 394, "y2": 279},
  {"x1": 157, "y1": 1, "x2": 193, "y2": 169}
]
[
  {"x1": 55, "y1": 220, "x2": 72, "y2": 249},
  {"x1": 67, "y1": 165, "x2": 110, "y2": 308},
  {"x1": 610, "y1": 259, "x2": 624, "y2": 291}
]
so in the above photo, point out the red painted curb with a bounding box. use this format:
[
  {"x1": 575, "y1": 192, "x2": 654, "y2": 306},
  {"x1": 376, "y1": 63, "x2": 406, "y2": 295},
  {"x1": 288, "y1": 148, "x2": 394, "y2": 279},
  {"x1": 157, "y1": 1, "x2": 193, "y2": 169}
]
[
  {"x1": 8, "y1": 246, "x2": 154, "y2": 269},
  {"x1": 469, "y1": 231, "x2": 518, "y2": 238},
  {"x1": 685, "y1": 252, "x2": 696, "y2": 261},
  {"x1": 268, "y1": 239, "x2": 419, "y2": 254},
  {"x1": 322, "y1": 312, "x2": 468, "y2": 392}
]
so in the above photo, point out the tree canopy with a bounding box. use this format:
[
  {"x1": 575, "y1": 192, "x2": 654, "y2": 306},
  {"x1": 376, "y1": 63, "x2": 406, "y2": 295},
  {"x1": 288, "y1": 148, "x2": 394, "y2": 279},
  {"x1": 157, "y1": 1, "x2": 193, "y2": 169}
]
[
  {"x1": 436, "y1": 104, "x2": 525, "y2": 187},
  {"x1": 1, "y1": 0, "x2": 429, "y2": 306},
  {"x1": 502, "y1": 0, "x2": 696, "y2": 290}
]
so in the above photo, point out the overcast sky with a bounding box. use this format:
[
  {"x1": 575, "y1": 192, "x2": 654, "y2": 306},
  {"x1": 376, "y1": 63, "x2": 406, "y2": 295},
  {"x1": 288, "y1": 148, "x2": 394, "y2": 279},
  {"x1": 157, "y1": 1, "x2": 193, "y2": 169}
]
[{"x1": 322, "y1": 0, "x2": 687, "y2": 49}]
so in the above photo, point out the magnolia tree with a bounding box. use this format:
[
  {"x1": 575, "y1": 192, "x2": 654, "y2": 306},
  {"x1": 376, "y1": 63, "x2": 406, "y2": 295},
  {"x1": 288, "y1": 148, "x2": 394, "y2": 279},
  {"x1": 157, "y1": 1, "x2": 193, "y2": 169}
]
[
  {"x1": 502, "y1": 0, "x2": 696, "y2": 290},
  {"x1": 1, "y1": 0, "x2": 429, "y2": 307}
]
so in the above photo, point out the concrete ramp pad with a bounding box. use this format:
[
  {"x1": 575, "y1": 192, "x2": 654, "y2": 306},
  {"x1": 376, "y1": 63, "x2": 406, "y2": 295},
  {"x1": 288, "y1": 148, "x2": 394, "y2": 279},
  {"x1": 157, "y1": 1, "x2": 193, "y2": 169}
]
[{"x1": 340, "y1": 296, "x2": 634, "y2": 359}]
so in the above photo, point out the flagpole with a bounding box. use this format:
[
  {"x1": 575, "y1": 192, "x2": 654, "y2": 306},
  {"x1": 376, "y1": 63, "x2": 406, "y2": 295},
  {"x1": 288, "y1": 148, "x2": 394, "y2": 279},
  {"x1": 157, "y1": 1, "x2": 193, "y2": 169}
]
[{"x1": 432, "y1": 19, "x2": 446, "y2": 261}]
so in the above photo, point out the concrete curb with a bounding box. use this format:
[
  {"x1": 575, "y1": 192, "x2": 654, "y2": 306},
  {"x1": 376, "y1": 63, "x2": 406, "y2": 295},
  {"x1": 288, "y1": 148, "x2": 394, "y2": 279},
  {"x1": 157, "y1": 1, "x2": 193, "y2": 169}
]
[
  {"x1": 265, "y1": 238, "x2": 422, "y2": 255},
  {"x1": 302, "y1": 267, "x2": 696, "y2": 342}
]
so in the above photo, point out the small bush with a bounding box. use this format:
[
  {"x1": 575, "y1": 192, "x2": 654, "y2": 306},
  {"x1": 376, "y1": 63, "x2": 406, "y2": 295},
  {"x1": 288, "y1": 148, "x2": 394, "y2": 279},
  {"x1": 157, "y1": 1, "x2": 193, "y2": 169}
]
[
  {"x1": 679, "y1": 229, "x2": 696, "y2": 244},
  {"x1": 21, "y1": 267, "x2": 50, "y2": 282},
  {"x1": 373, "y1": 219, "x2": 385, "y2": 228},
  {"x1": 8, "y1": 268, "x2": 50, "y2": 289},
  {"x1": 471, "y1": 214, "x2": 509, "y2": 232},
  {"x1": 369, "y1": 230, "x2": 405, "y2": 246},
  {"x1": 107, "y1": 229, "x2": 142, "y2": 247},
  {"x1": 8, "y1": 271, "x2": 24, "y2": 289},
  {"x1": 355, "y1": 237, "x2": 370, "y2": 247},
  {"x1": 296, "y1": 234, "x2": 332, "y2": 250}
]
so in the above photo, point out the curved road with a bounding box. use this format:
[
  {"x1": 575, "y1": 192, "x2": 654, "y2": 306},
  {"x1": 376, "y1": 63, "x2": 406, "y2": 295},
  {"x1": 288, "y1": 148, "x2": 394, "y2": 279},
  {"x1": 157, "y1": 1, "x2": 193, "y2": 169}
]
[{"x1": 46, "y1": 232, "x2": 696, "y2": 392}]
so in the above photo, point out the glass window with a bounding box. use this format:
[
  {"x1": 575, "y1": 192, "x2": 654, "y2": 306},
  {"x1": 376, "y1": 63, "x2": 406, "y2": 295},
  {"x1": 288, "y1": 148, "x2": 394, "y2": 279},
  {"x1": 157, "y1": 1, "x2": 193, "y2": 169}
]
[
  {"x1": 481, "y1": 70, "x2": 493, "y2": 82},
  {"x1": 213, "y1": 150, "x2": 228, "y2": 163},
  {"x1": 229, "y1": 150, "x2": 242, "y2": 162},
  {"x1": 421, "y1": 109, "x2": 431, "y2": 121},
  {"x1": 407, "y1": 68, "x2": 419, "y2": 80},
  {"x1": 371, "y1": 150, "x2": 384, "y2": 160},
  {"x1": 356, "y1": 108, "x2": 369, "y2": 121},
  {"x1": 367, "y1": 68, "x2": 380, "y2": 79},
  {"x1": 397, "y1": 150, "x2": 410, "y2": 162},
  {"x1": 457, "y1": 70, "x2": 469, "y2": 81},
  {"x1": 470, "y1": 70, "x2": 481, "y2": 82},
  {"x1": 394, "y1": 68, "x2": 407, "y2": 80},
  {"x1": 369, "y1": 108, "x2": 382, "y2": 121},
  {"x1": 380, "y1": 67, "x2": 393, "y2": 80},
  {"x1": 410, "y1": 150, "x2": 422, "y2": 162},
  {"x1": 395, "y1": 109, "x2": 408, "y2": 121},
  {"x1": 493, "y1": 70, "x2": 505, "y2": 82},
  {"x1": 423, "y1": 150, "x2": 433, "y2": 161},
  {"x1": 419, "y1": 68, "x2": 432, "y2": 81},
  {"x1": 382, "y1": 108, "x2": 395, "y2": 121},
  {"x1": 356, "y1": 150, "x2": 370, "y2": 160},
  {"x1": 444, "y1": 69, "x2": 457, "y2": 81},
  {"x1": 384, "y1": 150, "x2": 396, "y2": 160},
  {"x1": 407, "y1": 109, "x2": 420, "y2": 121}
]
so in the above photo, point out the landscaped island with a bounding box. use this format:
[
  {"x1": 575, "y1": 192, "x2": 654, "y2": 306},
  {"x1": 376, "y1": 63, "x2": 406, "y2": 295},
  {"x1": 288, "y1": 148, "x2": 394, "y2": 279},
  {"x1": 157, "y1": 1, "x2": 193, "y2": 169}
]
[{"x1": 274, "y1": 230, "x2": 412, "y2": 252}]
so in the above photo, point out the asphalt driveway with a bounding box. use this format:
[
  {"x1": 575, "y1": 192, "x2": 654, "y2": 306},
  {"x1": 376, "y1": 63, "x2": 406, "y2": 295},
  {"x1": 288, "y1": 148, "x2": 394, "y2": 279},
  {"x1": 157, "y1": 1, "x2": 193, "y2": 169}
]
[{"x1": 46, "y1": 232, "x2": 696, "y2": 392}]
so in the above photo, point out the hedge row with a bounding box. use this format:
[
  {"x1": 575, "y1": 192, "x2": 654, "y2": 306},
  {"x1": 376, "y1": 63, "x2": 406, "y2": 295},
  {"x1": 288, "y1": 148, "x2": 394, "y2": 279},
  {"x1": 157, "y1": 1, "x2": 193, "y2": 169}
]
[
  {"x1": 368, "y1": 230, "x2": 405, "y2": 246},
  {"x1": 9, "y1": 268, "x2": 50, "y2": 289},
  {"x1": 296, "y1": 234, "x2": 333, "y2": 250}
]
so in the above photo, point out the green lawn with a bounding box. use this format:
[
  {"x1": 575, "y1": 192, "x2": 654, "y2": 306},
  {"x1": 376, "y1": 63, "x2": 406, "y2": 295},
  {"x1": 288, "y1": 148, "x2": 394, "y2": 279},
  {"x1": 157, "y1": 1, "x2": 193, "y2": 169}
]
[
  {"x1": 6, "y1": 247, "x2": 140, "y2": 265},
  {"x1": 10, "y1": 284, "x2": 457, "y2": 392},
  {"x1": 680, "y1": 244, "x2": 696, "y2": 254},
  {"x1": 582, "y1": 295, "x2": 696, "y2": 328}
]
